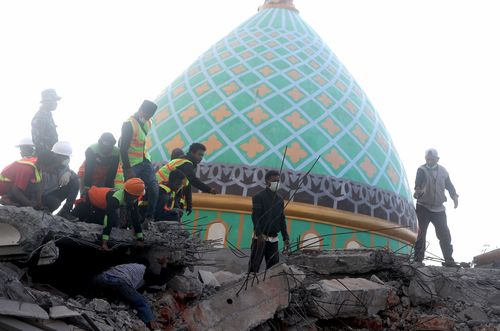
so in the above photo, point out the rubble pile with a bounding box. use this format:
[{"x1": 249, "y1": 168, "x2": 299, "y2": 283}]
[{"x1": 1, "y1": 206, "x2": 500, "y2": 330}]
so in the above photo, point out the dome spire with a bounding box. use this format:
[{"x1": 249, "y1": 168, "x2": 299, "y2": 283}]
[{"x1": 259, "y1": 0, "x2": 298, "y2": 12}]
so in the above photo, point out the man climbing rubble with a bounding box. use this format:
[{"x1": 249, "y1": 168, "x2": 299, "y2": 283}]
[
  {"x1": 249, "y1": 170, "x2": 289, "y2": 272},
  {"x1": 95, "y1": 257, "x2": 169, "y2": 330},
  {"x1": 120, "y1": 100, "x2": 159, "y2": 224},
  {"x1": 86, "y1": 177, "x2": 146, "y2": 250},
  {"x1": 413, "y1": 148, "x2": 459, "y2": 267},
  {"x1": 154, "y1": 169, "x2": 186, "y2": 222},
  {"x1": 31, "y1": 88, "x2": 61, "y2": 155},
  {"x1": 41, "y1": 141, "x2": 80, "y2": 220},
  {"x1": 156, "y1": 143, "x2": 217, "y2": 216},
  {"x1": 0, "y1": 151, "x2": 58, "y2": 208}
]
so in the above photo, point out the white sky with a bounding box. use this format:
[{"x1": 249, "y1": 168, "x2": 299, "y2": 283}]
[{"x1": 1, "y1": 0, "x2": 498, "y2": 263}]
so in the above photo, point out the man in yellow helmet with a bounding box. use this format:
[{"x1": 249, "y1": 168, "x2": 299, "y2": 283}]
[{"x1": 119, "y1": 100, "x2": 159, "y2": 223}]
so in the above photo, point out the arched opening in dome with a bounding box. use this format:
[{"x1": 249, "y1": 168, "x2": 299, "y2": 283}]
[
  {"x1": 345, "y1": 239, "x2": 364, "y2": 249},
  {"x1": 301, "y1": 231, "x2": 321, "y2": 250}
]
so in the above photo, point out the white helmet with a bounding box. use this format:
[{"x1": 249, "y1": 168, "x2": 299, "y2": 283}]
[
  {"x1": 16, "y1": 137, "x2": 34, "y2": 147},
  {"x1": 51, "y1": 141, "x2": 73, "y2": 157}
]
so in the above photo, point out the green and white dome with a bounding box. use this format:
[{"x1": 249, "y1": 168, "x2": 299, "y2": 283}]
[{"x1": 148, "y1": 1, "x2": 412, "y2": 202}]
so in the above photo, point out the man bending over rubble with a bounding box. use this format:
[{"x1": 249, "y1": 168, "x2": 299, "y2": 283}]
[
  {"x1": 86, "y1": 178, "x2": 146, "y2": 250},
  {"x1": 95, "y1": 257, "x2": 168, "y2": 330},
  {"x1": 249, "y1": 170, "x2": 290, "y2": 273}
]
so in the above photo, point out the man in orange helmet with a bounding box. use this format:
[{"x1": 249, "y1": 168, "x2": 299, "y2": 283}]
[{"x1": 86, "y1": 178, "x2": 146, "y2": 250}]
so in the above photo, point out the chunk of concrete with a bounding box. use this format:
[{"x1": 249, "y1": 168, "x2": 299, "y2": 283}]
[
  {"x1": 213, "y1": 270, "x2": 245, "y2": 287},
  {"x1": 87, "y1": 298, "x2": 111, "y2": 314},
  {"x1": 306, "y1": 278, "x2": 389, "y2": 318},
  {"x1": 0, "y1": 298, "x2": 49, "y2": 319},
  {"x1": 49, "y1": 305, "x2": 81, "y2": 319},
  {"x1": 179, "y1": 264, "x2": 305, "y2": 331},
  {"x1": 198, "y1": 270, "x2": 220, "y2": 288},
  {"x1": 0, "y1": 316, "x2": 45, "y2": 331},
  {"x1": 167, "y1": 274, "x2": 203, "y2": 298},
  {"x1": 286, "y1": 249, "x2": 398, "y2": 275}
]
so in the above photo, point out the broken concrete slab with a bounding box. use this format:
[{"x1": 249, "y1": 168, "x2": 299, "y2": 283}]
[
  {"x1": 179, "y1": 264, "x2": 305, "y2": 331},
  {"x1": 0, "y1": 206, "x2": 207, "y2": 265},
  {"x1": 198, "y1": 270, "x2": 220, "y2": 288},
  {"x1": 167, "y1": 274, "x2": 203, "y2": 299},
  {"x1": 286, "y1": 249, "x2": 399, "y2": 275},
  {"x1": 213, "y1": 270, "x2": 245, "y2": 287},
  {"x1": 0, "y1": 316, "x2": 45, "y2": 331},
  {"x1": 306, "y1": 278, "x2": 390, "y2": 318},
  {"x1": 414, "y1": 314, "x2": 455, "y2": 331},
  {"x1": 0, "y1": 298, "x2": 49, "y2": 319},
  {"x1": 49, "y1": 306, "x2": 81, "y2": 319},
  {"x1": 87, "y1": 298, "x2": 111, "y2": 314}
]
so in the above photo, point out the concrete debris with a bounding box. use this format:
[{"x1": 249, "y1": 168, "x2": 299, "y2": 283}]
[
  {"x1": 306, "y1": 278, "x2": 389, "y2": 318},
  {"x1": 0, "y1": 298, "x2": 49, "y2": 319},
  {"x1": 285, "y1": 249, "x2": 400, "y2": 275},
  {"x1": 49, "y1": 305, "x2": 81, "y2": 319},
  {"x1": 1, "y1": 209, "x2": 500, "y2": 331},
  {"x1": 178, "y1": 264, "x2": 304, "y2": 331},
  {"x1": 0, "y1": 205, "x2": 206, "y2": 265},
  {"x1": 198, "y1": 270, "x2": 220, "y2": 288}
]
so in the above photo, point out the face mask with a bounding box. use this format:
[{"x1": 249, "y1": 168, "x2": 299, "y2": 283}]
[
  {"x1": 61, "y1": 158, "x2": 70, "y2": 166},
  {"x1": 269, "y1": 181, "x2": 280, "y2": 192}
]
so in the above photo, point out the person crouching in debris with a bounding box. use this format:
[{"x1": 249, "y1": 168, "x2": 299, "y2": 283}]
[
  {"x1": 413, "y1": 148, "x2": 459, "y2": 267},
  {"x1": 154, "y1": 169, "x2": 186, "y2": 222},
  {"x1": 249, "y1": 170, "x2": 290, "y2": 273},
  {"x1": 40, "y1": 141, "x2": 80, "y2": 220},
  {"x1": 0, "y1": 151, "x2": 58, "y2": 208},
  {"x1": 95, "y1": 257, "x2": 169, "y2": 330},
  {"x1": 86, "y1": 178, "x2": 146, "y2": 250}
]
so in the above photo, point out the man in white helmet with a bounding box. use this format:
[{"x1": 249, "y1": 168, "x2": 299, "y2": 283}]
[
  {"x1": 16, "y1": 137, "x2": 36, "y2": 159},
  {"x1": 41, "y1": 141, "x2": 80, "y2": 220},
  {"x1": 31, "y1": 89, "x2": 61, "y2": 155},
  {"x1": 413, "y1": 148, "x2": 459, "y2": 267}
]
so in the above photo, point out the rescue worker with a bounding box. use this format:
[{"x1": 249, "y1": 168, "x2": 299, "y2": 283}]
[
  {"x1": 155, "y1": 169, "x2": 186, "y2": 222},
  {"x1": 170, "y1": 148, "x2": 184, "y2": 160},
  {"x1": 86, "y1": 178, "x2": 145, "y2": 251},
  {"x1": 248, "y1": 170, "x2": 289, "y2": 273},
  {"x1": 31, "y1": 89, "x2": 60, "y2": 155},
  {"x1": 0, "y1": 151, "x2": 58, "y2": 208},
  {"x1": 119, "y1": 100, "x2": 159, "y2": 223},
  {"x1": 95, "y1": 257, "x2": 169, "y2": 330},
  {"x1": 156, "y1": 143, "x2": 216, "y2": 216},
  {"x1": 41, "y1": 141, "x2": 80, "y2": 220},
  {"x1": 16, "y1": 137, "x2": 36, "y2": 159},
  {"x1": 413, "y1": 148, "x2": 459, "y2": 267},
  {"x1": 79, "y1": 133, "x2": 120, "y2": 193}
]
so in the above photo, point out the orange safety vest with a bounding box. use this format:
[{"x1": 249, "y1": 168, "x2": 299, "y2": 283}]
[
  {"x1": 88, "y1": 186, "x2": 126, "y2": 210},
  {"x1": 0, "y1": 157, "x2": 42, "y2": 184},
  {"x1": 156, "y1": 158, "x2": 192, "y2": 187},
  {"x1": 126, "y1": 116, "x2": 151, "y2": 167}
]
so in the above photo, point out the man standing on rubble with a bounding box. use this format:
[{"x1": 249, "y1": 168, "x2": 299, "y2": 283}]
[
  {"x1": 156, "y1": 143, "x2": 217, "y2": 216},
  {"x1": 31, "y1": 89, "x2": 61, "y2": 155},
  {"x1": 120, "y1": 100, "x2": 159, "y2": 224},
  {"x1": 249, "y1": 170, "x2": 289, "y2": 273},
  {"x1": 413, "y1": 149, "x2": 459, "y2": 267},
  {"x1": 95, "y1": 257, "x2": 169, "y2": 330}
]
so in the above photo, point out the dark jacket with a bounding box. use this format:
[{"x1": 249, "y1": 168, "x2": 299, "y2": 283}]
[
  {"x1": 251, "y1": 188, "x2": 289, "y2": 241},
  {"x1": 176, "y1": 154, "x2": 212, "y2": 209},
  {"x1": 83, "y1": 145, "x2": 120, "y2": 188},
  {"x1": 31, "y1": 109, "x2": 58, "y2": 154}
]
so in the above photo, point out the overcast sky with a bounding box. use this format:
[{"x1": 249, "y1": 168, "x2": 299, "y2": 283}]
[{"x1": 0, "y1": 0, "x2": 498, "y2": 263}]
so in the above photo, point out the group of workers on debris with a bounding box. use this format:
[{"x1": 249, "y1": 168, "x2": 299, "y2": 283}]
[{"x1": 0, "y1": 88, "x2": 460, "y2": 328}]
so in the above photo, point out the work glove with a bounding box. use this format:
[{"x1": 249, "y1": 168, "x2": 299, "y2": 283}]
[{"x1": 59, "y1": 171, "x2": 72, "y2": 187}]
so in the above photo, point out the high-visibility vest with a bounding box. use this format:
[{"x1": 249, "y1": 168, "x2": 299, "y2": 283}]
[
  {"x1": 88, "y1": 186, "x2": 126, "y2": 210},
  {"x1": 159, "y1": 184, "x2": 176, "y2": 211},
  {"x1": 125, "y1": 116, "x2": 151, "y2": 167},
  {"x1": 114, "y1": 163, "x2": 125, "y2": 189},
  {"x1": 156, "y1": 158, "x2": 192, "y2": 187},
  {"x1": 0, "y1": 158, "x2": 42, "y2": 184}
]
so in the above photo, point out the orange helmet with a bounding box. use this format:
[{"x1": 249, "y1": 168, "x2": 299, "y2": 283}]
[{"x1": 124, "y1": 178, "x2": 145, "y2": 197}]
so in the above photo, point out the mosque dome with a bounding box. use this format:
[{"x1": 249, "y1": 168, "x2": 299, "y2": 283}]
[{"x1": 148, "y1": 0, "x2": 416, "y2": 250}]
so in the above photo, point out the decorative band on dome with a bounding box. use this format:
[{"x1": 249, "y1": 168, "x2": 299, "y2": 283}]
[
  {"x1": 259, "y1": 0, "x2": 298, "y2": 12},
  {"x1": 193, "y1": 162, "x2": 417, "y2": 232}
]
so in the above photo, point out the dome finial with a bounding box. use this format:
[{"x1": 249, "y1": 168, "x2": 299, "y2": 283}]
[{"x1": 259, "y1": 0, "x2": 298, "y2": 12}]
